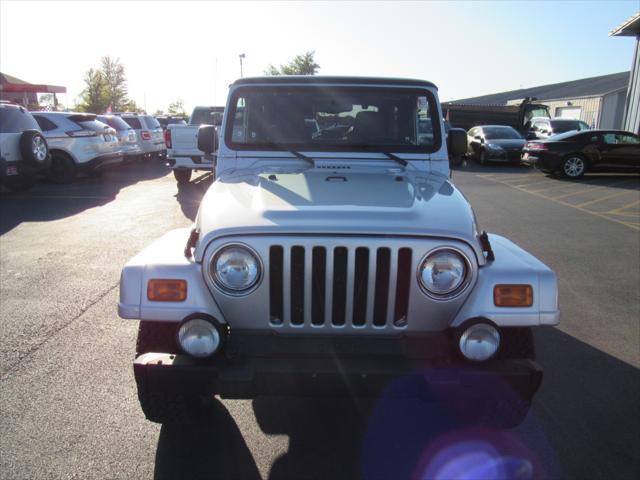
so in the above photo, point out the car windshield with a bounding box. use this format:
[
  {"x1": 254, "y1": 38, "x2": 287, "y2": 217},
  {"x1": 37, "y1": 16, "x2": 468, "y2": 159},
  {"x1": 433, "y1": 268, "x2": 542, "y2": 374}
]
[
  {"x1": 0, "y1": 107, "x2": 40, "y2": 133},
  {"x1": 122, "y1": 117, "x2": 142, "y2": 129},
  {"x1": 483, "y1": 126, "x2": 522, "y2": 139},
  {"x1": 226, "y1": 86, "x2": 440, "y2": 152}
]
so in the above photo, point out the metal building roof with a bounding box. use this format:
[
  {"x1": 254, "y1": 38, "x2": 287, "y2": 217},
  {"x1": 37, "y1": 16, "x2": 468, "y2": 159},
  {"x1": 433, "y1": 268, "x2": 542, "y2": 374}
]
[{"x1": 609, "y1": 12, "x2": 640, "y2": 36}]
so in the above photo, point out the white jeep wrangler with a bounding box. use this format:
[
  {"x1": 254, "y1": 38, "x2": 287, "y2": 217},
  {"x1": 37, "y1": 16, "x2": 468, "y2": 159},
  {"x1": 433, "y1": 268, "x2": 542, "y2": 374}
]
[{"x1": 119, "y1": 76, "x2": 559, "y2": 427}]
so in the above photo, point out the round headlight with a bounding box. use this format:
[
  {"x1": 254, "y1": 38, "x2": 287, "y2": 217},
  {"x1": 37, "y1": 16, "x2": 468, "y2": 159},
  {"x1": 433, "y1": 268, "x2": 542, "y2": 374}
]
[
  {"x1": 419, "y1": 249, "x2": 468, "y2": 296},
  {"x1": 178, "y1": 318, "x2": 220, "y2": 358},
  {"x1": 211, "y1": 245, "x2": 260, "y2": 294},
  {"x1": 459, "y1": 323, "x2": 500, "y2": 361}
]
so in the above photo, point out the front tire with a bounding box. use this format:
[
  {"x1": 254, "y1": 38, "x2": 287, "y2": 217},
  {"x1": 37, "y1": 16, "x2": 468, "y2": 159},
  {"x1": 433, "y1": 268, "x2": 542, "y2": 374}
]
[
  {"x1": 479, "y1": 150, "x2": 489, "y2": 166},
  {"x1": 561, "y1": 155, "x2": 586, "y2": 179},
  {"x1": 173, "y1": 168, "x2": 192, "y2": 184}
]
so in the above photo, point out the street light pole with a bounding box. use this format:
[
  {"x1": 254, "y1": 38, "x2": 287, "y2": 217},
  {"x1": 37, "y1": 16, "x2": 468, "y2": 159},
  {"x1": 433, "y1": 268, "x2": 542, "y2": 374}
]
[{"x1": 239, "y1": 53, "x2": 245, "y2": 78}]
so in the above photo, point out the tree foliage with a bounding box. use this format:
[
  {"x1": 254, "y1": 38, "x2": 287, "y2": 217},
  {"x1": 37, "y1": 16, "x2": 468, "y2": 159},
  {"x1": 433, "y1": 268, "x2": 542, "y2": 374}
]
[
  {"x1": 101, "y1": 56, "x2": 128, "y2": 111},
  {"x1": 76, "y1": 56, "x2": 135, "y2": 113},
  {"x1": 77, "y1": 68, "x2": 109, "y2": 113},
  {"x1": 265, "y1": 51, "x2": 320, "y2": 76},
  {"x1": 167, "y1": 99, "x2": 186, "y2": 116}
]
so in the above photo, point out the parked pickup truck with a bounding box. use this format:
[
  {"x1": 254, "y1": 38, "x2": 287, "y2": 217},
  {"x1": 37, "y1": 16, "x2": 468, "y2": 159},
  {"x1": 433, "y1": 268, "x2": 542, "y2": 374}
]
[
  {"x1": 165, "y1": 106, "x2": 224, "y2": 184},
  {"x1": 120, "y1": 76, "x2": 560, "y2": 428}
]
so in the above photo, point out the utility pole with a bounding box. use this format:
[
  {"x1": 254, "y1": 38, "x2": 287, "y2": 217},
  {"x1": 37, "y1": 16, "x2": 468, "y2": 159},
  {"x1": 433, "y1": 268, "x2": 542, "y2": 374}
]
[{"x1": 239, "y1": 53, "x2": 245, "y2": 78}]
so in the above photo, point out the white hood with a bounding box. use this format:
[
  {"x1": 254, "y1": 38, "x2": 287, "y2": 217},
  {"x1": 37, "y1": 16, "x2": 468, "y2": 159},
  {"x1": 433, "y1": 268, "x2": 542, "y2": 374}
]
[{"x1": 195, "y1": 169, "x2": 483, "y2": 262}]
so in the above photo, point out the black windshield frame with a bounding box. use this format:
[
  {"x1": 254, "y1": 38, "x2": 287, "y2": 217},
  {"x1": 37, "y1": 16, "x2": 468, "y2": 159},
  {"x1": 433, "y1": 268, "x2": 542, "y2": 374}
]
[{"x1": 224, "y1": 85, "x2": 442, "y2": 154}]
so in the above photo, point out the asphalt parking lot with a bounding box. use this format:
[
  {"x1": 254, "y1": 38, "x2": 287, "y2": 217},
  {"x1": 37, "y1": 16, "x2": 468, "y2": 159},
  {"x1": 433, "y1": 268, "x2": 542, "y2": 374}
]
[{"x1": 0, "y1": 161, "x2": 638, "y2": 480}]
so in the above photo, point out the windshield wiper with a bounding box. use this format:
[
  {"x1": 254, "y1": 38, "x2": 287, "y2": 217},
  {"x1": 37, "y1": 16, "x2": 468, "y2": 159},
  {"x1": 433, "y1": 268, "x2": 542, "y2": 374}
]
[
  {"x1": 289, "y1": 150, "x2": 315, "y2": 167},
  {"x1": 381, "y1": 152, "x2": 408, "y2": 167}
]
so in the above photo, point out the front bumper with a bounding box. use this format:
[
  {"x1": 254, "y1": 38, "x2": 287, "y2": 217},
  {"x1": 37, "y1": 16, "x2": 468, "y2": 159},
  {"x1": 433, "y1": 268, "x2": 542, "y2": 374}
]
[{"x1": 134, "y1": 346, "x2": 543, "y2": 401}]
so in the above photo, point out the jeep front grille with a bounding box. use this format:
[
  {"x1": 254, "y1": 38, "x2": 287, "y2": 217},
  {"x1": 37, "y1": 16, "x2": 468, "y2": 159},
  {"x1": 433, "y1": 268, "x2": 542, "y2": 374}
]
[{"x1": 268, "y1": 245, "x2": 412, "y2": 329}]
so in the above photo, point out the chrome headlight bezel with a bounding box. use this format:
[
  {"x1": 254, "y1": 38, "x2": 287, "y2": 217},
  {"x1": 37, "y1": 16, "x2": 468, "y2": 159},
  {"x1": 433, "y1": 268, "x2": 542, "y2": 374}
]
[
  {"x1": 177, "y1": 316, "x2": 223, "y2": 358},
  {"x1": 417, "y1": 247, "x2": 472, "y2": 300},
  {"x1": 458, "y1": 321, "x2": 501, "y2": 362},
  {"x1": 209, "y1": 242, "x2": 263, "y2": 296}
]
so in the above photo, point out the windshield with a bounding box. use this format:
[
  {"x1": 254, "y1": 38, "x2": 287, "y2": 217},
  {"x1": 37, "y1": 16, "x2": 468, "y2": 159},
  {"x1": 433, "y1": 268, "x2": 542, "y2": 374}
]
[
  {"x1": 225, "y1": 86, "x2": 441, "y2": 153},
  {"x1": 483, "y1": 126, "x2": 522, "y2": 139}
]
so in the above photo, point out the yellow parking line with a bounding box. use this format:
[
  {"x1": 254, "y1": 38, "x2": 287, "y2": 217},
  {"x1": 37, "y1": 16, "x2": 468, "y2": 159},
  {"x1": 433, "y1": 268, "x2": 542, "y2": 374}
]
[
  {"x1": 574, "y1": 189, "x2": 636, "y2": 208},
  {"x1": 512, "y1": 178, "x2": 561, "y2": 189},
  {"x1": 550, "y1": 178, "x2": 638, "y2": 200},
  {"x1": 606, "y1": 199, "x2": 640, "y2": 215},
  {"x1": 479, "y1": 175, "x2": 640, "y2": 231}
]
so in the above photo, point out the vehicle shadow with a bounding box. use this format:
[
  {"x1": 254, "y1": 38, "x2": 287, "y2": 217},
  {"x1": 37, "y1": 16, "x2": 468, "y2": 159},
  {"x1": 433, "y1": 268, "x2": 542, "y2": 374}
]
[
  {"x1": 151, "y1": 327, "x2": 639, "y2": 480},
  {"x1": 174, "y1": 172, "x2": 213, "y2": 221},
  {"x1": 0, "y1": 160, "x2": 168, "y2": 235},
  {"x1": 253, "y1": 327, "x2": 638, "y2": 480},
  {"x1": 154, "y1": 399, "x2": 261, "y2": 480}
]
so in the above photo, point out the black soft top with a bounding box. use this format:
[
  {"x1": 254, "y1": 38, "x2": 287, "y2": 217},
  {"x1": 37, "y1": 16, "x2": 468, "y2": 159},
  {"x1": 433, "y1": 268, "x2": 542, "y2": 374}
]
[{"x1": 232, "y1": 76, "x2": 437, "y2": 88}]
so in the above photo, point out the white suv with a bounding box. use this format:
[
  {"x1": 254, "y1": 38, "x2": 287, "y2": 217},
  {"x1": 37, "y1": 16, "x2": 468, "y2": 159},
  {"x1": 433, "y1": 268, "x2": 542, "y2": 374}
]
[
  {"x1": 0, "y1": 102, "x2": 51, "y2": 191},
  {"x1": 117, "y1": 113, "x2": 165, "y2": 160},
  {"x1": 32, "y1": 112, "x2": 123, "y2": 183}
]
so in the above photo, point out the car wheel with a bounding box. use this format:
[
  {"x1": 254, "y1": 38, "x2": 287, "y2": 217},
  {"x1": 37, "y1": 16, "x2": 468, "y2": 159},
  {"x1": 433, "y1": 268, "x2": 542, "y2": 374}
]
[
  {"x1": 49, "y1": 153, "x2": 76, "y2": 184},
  {"x1": 561, "y1": 155, "x2": 586, "y2": 179},
  {"x1": 3, "y1": 175, "x2": 36, "y2": 192},
  {"x1": 20, "y1": 130, "x2": 50, "y2": 169},
  {"x1": 479, "y1": 150, "x2": 489, "y2": 166},
  {"x1": 173, "y1": 168, "x2": 192, "y2": 184}
]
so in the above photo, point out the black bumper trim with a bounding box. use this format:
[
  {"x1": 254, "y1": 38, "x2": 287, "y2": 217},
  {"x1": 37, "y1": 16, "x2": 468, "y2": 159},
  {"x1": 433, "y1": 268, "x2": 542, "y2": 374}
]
[{"x1": 134, "y1": 352, "x2": 543, "y2": 401}]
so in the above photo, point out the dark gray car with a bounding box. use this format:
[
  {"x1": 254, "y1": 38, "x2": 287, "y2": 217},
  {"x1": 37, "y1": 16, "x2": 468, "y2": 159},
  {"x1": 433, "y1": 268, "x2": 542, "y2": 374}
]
[{"x1": 467, "y1": 125, "x2": 526, "y2": 165}]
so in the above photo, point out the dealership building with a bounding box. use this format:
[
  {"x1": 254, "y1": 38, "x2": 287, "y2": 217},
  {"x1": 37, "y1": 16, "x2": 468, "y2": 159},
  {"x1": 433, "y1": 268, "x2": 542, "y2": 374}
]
[
  {"x1": 449, "y1": 71, "x2": 630, "y2": 131},
  {"x1": 610, "y1": 12, "x2": 640, "y2": 134}
]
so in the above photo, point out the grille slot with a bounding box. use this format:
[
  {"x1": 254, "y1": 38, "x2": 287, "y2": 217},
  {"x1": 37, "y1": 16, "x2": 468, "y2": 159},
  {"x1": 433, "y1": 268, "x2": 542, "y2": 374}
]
[{"x1": 269, "y1": 244, "x2": 412, "y2": 329}]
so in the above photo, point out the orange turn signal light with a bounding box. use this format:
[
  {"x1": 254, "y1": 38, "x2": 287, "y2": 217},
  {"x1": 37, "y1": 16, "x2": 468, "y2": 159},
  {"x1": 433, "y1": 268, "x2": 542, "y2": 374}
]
[
  {"x1": 494, "y1": 284, "x2": 533, "y2": 307},
  {"x1": 147, "y1": 279, "x2": 187, "y2": 302}
]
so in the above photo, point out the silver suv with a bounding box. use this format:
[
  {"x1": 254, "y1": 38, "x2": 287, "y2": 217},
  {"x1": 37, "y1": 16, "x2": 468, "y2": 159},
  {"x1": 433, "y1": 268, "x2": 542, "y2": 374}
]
[
  {"x1": 120, "y1": 76, "x2": 560, "y2": 428},
  {"x1": 97, "y1": 115, "x2": 141, "y2": 161},
  {"x1": 117, "y1": 113, "x2": 165, "y2": 160},
  {"x1": 0, "y1": 102, "x2": 50, "y2": 192},
  {"x1": 32, "y1": 112, "x2": 123, "y2": 183}
]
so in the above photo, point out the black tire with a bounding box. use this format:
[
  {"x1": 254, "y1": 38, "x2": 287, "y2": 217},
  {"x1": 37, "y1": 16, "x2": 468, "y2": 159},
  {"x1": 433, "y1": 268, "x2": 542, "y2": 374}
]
[
  {"x1": 561, "y1": 154, "x2": 587, "y2": 179},
  {"x1": 3, "y1": 175, "x2": 36, "y2": 192},
  {"x1": 135, "y1": 321, "x2": 180, "y2": 357},
  {"x1": 19, "y1": 130, "x2": 50, "y2": 169},
  {"x1": 479, "y1": 149, "x2": 489, "y2": 166},
  {"x1": 49, "y1": 152, "x2": 76, "y2": 184},
  {"x1": 173, "y1": 168, "x2": 192, "y2": 184}
]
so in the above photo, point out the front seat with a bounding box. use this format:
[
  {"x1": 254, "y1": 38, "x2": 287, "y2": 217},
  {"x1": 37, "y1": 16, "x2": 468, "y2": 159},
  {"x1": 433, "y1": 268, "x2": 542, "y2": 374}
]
[{"x1": 347, "y1": 111, "x2": 385, "y2": 143}]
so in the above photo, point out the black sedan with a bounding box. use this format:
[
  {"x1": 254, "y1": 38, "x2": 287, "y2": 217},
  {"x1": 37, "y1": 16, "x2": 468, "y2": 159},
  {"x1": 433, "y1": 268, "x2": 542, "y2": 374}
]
[
  {"x1": 522, "y1": 130, "x2": 640, "y2": 179},
  {"x1": 466, "y1": 125, "x2": 526, "y2": 165}
]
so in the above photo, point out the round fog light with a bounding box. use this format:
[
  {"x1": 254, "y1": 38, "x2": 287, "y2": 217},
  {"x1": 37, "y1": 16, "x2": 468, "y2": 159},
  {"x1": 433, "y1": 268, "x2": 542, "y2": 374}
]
[
  {"x1": 459, "y1": 323, "x2": 500, "y2": 361},
  {"x1": 178, "y1": 318, "x2": 220, "y2": 358}
]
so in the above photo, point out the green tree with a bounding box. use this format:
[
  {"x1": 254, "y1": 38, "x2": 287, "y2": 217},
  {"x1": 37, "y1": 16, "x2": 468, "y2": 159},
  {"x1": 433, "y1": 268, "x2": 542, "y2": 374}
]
[
  {"x1": 77, "y1": 68, "x2": 109, "y2": 113},
  {"x1": 101, "y1": 56, "x2": 129, "y2": 111},
  {"x1": 167, "y1": 99, "x2": 186, "y2": 116},
  {"x1": 265, "y1": 51, "x2": 320, "y2": 76}
]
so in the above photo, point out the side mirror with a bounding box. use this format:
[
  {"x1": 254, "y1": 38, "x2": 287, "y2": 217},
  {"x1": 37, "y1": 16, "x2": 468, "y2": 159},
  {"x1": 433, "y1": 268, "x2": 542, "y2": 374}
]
[
  {"x1": 197, "y1": 125, "x2": 218, "y2": 154},
  {"x1": 448, "y1": 128, "x2": 468, "y2": 157}
]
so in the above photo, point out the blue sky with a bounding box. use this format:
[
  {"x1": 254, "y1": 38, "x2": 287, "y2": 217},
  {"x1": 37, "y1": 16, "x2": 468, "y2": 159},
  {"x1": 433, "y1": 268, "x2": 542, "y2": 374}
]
[{"x1": 1, "y1": 1, "x2": 637, "y2": 112}]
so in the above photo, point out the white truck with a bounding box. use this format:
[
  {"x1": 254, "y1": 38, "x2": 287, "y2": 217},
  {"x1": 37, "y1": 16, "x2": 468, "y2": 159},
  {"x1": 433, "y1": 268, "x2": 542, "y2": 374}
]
[{"x1": 165, "y1": 106, "x2": 224, "y2": 184}]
